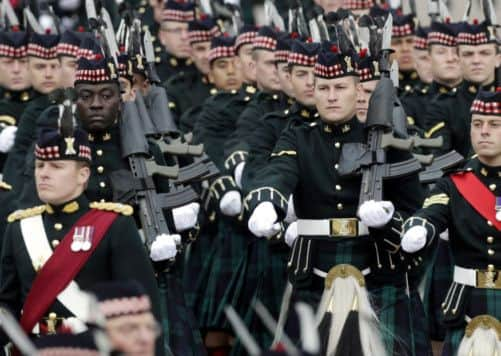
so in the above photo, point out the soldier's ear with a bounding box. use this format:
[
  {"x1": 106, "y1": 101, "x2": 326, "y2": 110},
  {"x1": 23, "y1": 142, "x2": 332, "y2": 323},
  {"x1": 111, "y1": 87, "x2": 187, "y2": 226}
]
[{"x1": 77, "y1": 164, "x2": 91, "y2": 186}]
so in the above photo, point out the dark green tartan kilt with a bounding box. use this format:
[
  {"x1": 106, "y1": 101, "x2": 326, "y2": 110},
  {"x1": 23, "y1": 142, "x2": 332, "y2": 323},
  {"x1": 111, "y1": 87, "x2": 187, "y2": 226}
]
[
  {"x1": 230, "y1": 241, "x2": 290, "y2": 355},
  {"x1": 441, "y1": 287, "x2": 501, "y2": 356},
  {"x1": 183, "y1": 221, "x2": 219, "y2": 310},
  {"x1": 422, "y1": 238, "x2": 454, "y2": 341},
  {"x1": 194, "y1": 218, "x2": 254, "y2": 330},
  {"x1": 157, "y1": 271, "x2": 206, "y2": 356}
]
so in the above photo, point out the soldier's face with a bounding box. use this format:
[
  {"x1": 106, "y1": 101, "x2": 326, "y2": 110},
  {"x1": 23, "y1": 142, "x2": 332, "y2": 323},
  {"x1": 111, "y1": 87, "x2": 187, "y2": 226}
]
[
  {"x1": 252, "y1": 49, "x2": 281, "y2": 92},
  {"x1": 413, "y1": 49, "x2": 433, "y2": 84},
  {"x1": 0, "y1": 57, "x2": 31, "y2": 91},
  {"x1": 356, "y1": 79, "x2": 378, "y2": 123},
  {"x1": 315, "y1": 76, "x2": 358, "y2": 123},
  {"x1": 106, "y1": 312, "x2": 158, "y2": 356},
  {"x1": 59, "y1": 56, "x2": 78, "y2": 88},
  {"x1": 35, "y1": 160, "x2": 90, "y2": 205},
  {"x1": 290, "y1": 65, "x2": 315, "y2": 106},
  {"x1": 191, "y1": 41, "x2": 211, "y2": 75},
  {"x1": 28, "y1": 57, "x2": 61, "y2": 94},
  {"x1": 75, "y1": 83, "x2": 121, "y2": 132},
  {"x1": 159, "y1": 21, "x2": 191, "y2": 58},
  {"x1": 235, "y1": 44, "x2": 256, "y2": 83},
  {"x1": 391, "y1": 36, "x2": 415, "y2": 72},
  {"x1": 459, "y1": 44, "x2": 499, "y2": 86},
  {"x1": 277, "y1": 62, "x2": 294, "y2": 98},
  {"x1": 429, "y1": 45, "x2": 462, "y2": 86},
  {"x1": 209, "y1": 57, "x2": 242, "y2": 91},
  {"x1": 471, "y1": 114, "x2": 501, "y2": 165}
]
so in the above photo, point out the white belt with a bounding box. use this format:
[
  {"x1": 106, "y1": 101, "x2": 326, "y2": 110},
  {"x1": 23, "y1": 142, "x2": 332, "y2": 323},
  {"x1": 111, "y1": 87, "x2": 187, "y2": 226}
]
[
  {"x1": 297, "y1": 218, "x2": 369, "y2": 237},
  {"x1": 313, "y1": 267, "x2": 371, "y2": 279},
  {"x1": 454, "y1": 265, "x2": 501, "y2": 289}
]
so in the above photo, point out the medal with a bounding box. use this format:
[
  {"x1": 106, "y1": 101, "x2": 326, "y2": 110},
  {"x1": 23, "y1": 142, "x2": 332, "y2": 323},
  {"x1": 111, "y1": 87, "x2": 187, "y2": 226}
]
[
  {"x1": 496, "y1": 197, "x2": 501, "y2": 222},
  {"x1": 72, "y1": 226, "x2": 94, "y2": 252}
]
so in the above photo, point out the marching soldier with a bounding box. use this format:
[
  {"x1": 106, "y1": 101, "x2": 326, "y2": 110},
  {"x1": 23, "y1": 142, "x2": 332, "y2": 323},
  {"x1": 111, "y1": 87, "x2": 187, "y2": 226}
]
[
  {"x1": 247, "y1": 43, "x2": 430, "y2": 355},
  {"x1": 401, "y1": 90, "x2": 501, "y2": 355},
  {"x1": 0, "y1": 30, "x2": 33, "y2": 171},
  {"x1": 424, "y1": 20, "x2": 499, "y2": 157},
  {"x1": 405, "y1": 21, "x2": 463, "y2": 136},
  {"x1": 89, "y1": 280, "x2": 161, "y2": 356},
  {"x1": 164, "y1": 14, "x2": 220, "y2": 124},
  {"x1": 244, "y1": 39, "x2": 320, "y2": 195},
  {"x1": 224, "y1": 26, "x2": 288, "y2": 190},
  {"x1": 3, "y1": 32, "x2": 61, "y2": 192},
  {"x1": 0, "y1": 124, "x2": 163, "y2": 354},
  {"x1": 234, "y1": 25, "x2": 258, "y2": 86},
  {"x1": 155, "y1": 0, "x2": 197, "y2": 83}
]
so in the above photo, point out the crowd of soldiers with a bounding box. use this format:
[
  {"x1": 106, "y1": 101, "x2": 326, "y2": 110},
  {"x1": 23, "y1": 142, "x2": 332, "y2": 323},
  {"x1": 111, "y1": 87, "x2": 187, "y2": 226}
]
[{"x1": 0, "y1": 0, "x2": 499, "y2": 355}]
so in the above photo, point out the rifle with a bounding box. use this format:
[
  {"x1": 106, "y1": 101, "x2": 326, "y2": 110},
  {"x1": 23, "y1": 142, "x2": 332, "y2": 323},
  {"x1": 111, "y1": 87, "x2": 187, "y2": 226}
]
[
  {"x1": 338, "y1": 14, "x2": 422, "y2": 204},
  {"x1": 0, "y1": 309, "x2": 39, "y2": 355}
]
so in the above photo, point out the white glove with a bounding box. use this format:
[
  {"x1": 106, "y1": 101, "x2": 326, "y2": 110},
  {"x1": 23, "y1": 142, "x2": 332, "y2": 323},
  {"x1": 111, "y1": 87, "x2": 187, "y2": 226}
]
[
  {"x1": 63, "y1": 317, "x2": 88, "y2": 333},
  {"x1": 285, "y1": 195, "x2": 297, "y2": 223},
  {"x1": 248, "y1": 202, "x2": 281, "y2": 238},
  {"x1": 172, "y1": 202, "x2": 200, "y2": 232},
  {"x1": 285, "y1": 221, "x2": 298, "y2": 247},
  {"x1": 219, "y1": 190, "x2": 242, "y2": 216},
  {"x1": 357, "y1": 200, "x2": 395, "y2": 228},
  {"x1": 149, "y1": 234, "x2": 180, "y2": 261},
  {"x1": 401, "y1": 225, "x2": 427, "y2": 253},
  {"x1": 0, "y1": 126, "x2": 17, "y2": 153},
  {"x1": 234, "y1": 162, "x2": 245, "y2": 189}
]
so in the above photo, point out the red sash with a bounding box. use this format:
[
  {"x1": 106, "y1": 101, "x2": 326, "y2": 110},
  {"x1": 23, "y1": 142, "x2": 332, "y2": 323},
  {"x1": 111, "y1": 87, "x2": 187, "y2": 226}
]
[
  {"x1": 451, "y1": 172, "x2": 501, "y2": 231},
  {"x1": 19, "y1": 209, "x2": 118, "y2": 334}
]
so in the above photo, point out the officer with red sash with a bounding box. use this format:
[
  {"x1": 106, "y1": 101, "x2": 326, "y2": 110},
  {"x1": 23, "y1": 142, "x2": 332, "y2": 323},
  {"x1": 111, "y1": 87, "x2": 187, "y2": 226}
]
[
  {"x1": 0, "y1": 122, "x2": 162, "y2": 353},
  {"x1": 402, "y1": 89, "x2": 501, "y2": 355}
]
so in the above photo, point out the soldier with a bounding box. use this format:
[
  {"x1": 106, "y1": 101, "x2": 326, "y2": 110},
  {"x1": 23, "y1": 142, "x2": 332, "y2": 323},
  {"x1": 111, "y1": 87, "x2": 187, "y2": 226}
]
[
  {"x1": 355, "y1": 49, "x2": 380, "y2": 123},
  {"x1": 155, "y1": 0, "x2": 197, "y2": 83},
  {"x1": 164, "y1": 14, "x2": 220, "y2": 124},
  {"x1": 89, "y1": 280, "x2": 160, "y2": 356},
  {"x1": 413, "y1": 26, "x2": 433, "y2": 87},
  {"x1": 0, "y1": 30, "x2": 32, "y2": 170},
  {"x1": 243, "y1": 39, "x2": 320, "y2": 195},
  {"x1": 401, "y1": 90, "x2": 501, "y2": 355},
  {"x1": 247, "y1": 44, "x2": 430, "y2": 355},
  {"x1": 275, "y1": 33, "x2": 295, "y2": 100},
  {"x1": 234, "y1": 25, "x2": 258, "y2": 85},
  {"x1": 180, "y1": 35, "x2": 245, "y2": 134},
  {"x1": 57, "y1": 30, "x2": 89, "y2": 88},
  {"x1": 404, "y1": 21, "x2": 463, "y2": 134},
  {"x1": 0, "y1": 124, "x2": 163, "y2": 354},
  {"x1": 2, "y1": 32, "x2": 61, "y2": 192},
  {"x1": 424, "y1": 20, "x2": 499, "y2": 157},
  {"x1": 224, "y1": 26, "x2": 288, "y2": 190}
]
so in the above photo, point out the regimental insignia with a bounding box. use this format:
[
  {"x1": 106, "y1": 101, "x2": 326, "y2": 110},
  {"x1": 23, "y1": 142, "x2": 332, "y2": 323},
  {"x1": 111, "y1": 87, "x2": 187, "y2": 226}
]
[
  {"x1": 411, "y1": 71, "x2": 418, "y2": 80},
  {"x1": 20, "y1": 91, "x2": 30, "y2": 101},
  {"x1": 300, "y1": 110, "x2": 310, "y2": 118},
  {"x1": 342, "y1": 124, "x2": 350, "y2": 133},
  {"x1": 64, "y1": 137, "x2": 77, "y2": 155},
  {"x1": 373, "y1": 62, "x2": 380, "y2": 77},
  {"x1": 71, "y1": 226, "x2": 94, "y2": 252},
  {"x1": 170, "y1": 58, "x2": 178, "y2": 67},
  {"x1": 136, "y1": 54, "x2": 144, "y2": 70},
  {"x1": 107, "y1": 62, "x2": 117, "y2": 80},
  {"x1": 345, "y1": 56, "x2": 353, "y2": 71},
  {"x1": 103, "y1": 133, "x2": 111, "y2": 141}
]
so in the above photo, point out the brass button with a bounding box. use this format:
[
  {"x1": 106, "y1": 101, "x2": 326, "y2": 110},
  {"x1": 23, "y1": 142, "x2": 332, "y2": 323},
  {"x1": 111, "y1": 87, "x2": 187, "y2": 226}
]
[
  {"x1": 335, "y1": 185, "x2": 342, "y2": 191},
  {"x1": 488, "y1": 249, "x2": 495, "y2": 256},
  {"x1": 96, "y1": 149, "x2": 103, "y2": 156},
  {"x1": 487, "y1": 236, "x2": 494, "y2": 244},
  {"x1": 489, "y1": 184, "x2": 496, "y2": 191},
  {"x1": 334, "y1": 164, "x2": 339, "y2": 170},
  {"x1": 273, "y1": 94, "x2": 278, "y2": 100},
  {"x1": 97, "y1": 166, "x2": 104, "y2": 174},
  {"x1": 337, "y1": 203, "x2": 343, "y2": 210},
  {"x1": 334, "y1": 142, "x2": 341, "y2": 149},
  {"x1": 100, "y1": 182, "x2": 106, "y2": 188},
  {"x1": 488, "y1": 220, "x2": 493, "y2": 226},
  {"x1": 51, "y1": 240, "x2": 59, "y2": 248},
  {"x1": 54, "y1": 223, "x2": 63, "y2": 231}
]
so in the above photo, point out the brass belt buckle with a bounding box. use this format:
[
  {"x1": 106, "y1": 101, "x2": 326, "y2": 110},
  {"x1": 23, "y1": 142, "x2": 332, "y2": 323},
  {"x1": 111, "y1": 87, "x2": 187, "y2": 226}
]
[
  {"x1": 330, "y1": 218, "x2": 357, "y2": 237},
  {"x1": 476, "y1": 266, "x2": 501, "y2": 289}
]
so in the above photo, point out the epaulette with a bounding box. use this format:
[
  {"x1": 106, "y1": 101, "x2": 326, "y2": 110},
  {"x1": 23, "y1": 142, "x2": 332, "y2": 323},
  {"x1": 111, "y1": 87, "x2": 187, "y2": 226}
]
[
  {"x1": 89, "y1": 201, "x2": 134, "y2": 216},
  {"x1": 7, "y1": 205, "x2": 46, "y2": 223}
]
